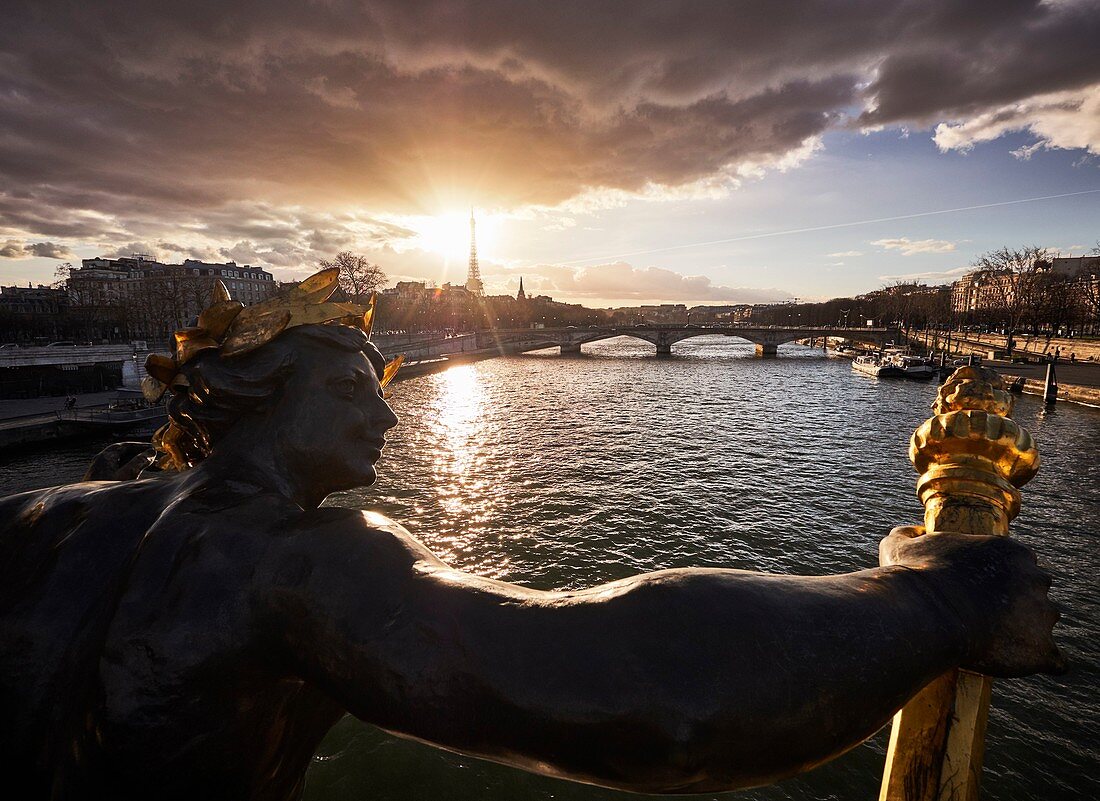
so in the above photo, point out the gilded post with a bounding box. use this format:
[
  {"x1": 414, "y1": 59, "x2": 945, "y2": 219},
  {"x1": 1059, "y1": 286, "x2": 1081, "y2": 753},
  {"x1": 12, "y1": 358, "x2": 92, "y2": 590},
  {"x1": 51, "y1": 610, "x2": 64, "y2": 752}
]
[{"x1": 879, "y1": 366, "x2": 1039, "y2": 801}]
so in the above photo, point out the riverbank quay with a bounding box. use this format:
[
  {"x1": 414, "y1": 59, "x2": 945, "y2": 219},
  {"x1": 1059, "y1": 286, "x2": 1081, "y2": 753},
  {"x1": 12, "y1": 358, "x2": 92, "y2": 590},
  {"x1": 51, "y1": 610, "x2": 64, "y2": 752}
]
[
  {"x1": 0, "y1": 340, "x2": 510, "y2": 452},
  {"x1": 0, "y1": 390, "x2": 117, "y2": 420},
  {"x1": 0, "y1": 391, "x2": 118, "y2": 451},
  {"x1": 893, "y1": 331, "x2": 1100, "y2": 407},
  {"x1": 0, "y1": 391, "x2": 167, "y2": 452},
  {"x1": 908, "y1": 330, "x2": 1100, "y2": 362},
  {"x1": 987, "y1": 359, "x2": 1100, "y2": 407}
]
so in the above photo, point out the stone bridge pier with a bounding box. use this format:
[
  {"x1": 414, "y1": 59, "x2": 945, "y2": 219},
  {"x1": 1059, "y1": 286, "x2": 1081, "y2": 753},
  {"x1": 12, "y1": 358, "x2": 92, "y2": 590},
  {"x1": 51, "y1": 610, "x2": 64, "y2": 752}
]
[
  {"x1": 751, "y1": 330, "x2": 781, "y2": 358},
  {"x1": 639, "y1": 329, "x2": 785, "y2": 357},
  {"x1": 623, "y1": 329, "x2": 681, "y2": 356}
]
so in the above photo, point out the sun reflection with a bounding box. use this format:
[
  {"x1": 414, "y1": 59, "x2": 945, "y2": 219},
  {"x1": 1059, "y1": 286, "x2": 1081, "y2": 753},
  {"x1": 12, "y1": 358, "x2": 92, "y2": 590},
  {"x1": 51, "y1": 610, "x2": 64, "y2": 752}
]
[
  {"x1": 430, "y1": 364, "x2": 486, "y2": 504},
  {"x1": 435, "y1": 365, "x2": 483, "y2": 450},
  {"x1": 420, "y1": 364, "x2": 504, "y2": 568}
]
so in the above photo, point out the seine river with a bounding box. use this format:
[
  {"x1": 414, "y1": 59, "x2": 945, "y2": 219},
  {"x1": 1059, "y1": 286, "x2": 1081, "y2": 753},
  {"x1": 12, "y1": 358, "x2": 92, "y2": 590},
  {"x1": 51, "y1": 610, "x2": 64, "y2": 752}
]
[{"x1": 1, "y1": 337, "x2": 1096, "y2": 800}]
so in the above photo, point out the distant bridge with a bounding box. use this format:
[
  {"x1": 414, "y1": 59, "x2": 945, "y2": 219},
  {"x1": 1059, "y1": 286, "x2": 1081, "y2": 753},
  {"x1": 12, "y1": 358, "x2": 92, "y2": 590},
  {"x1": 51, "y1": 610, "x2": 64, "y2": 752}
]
[
  {"x1": 0, "y1": 325, "x2": 893, "y2": 377},
  {"x1": 0, "y1": 326, "x2": 897, "y2": 384},
  {"x1": 470, "y1": 325, "x2": 899, "y2": 358}
]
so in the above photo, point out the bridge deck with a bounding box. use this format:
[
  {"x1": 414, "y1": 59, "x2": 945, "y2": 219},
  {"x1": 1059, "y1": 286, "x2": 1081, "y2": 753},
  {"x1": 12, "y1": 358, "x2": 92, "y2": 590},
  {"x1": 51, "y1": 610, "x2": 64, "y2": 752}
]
[{"x1": 476, "y1": 325, "x2": 897, "y2": 356}]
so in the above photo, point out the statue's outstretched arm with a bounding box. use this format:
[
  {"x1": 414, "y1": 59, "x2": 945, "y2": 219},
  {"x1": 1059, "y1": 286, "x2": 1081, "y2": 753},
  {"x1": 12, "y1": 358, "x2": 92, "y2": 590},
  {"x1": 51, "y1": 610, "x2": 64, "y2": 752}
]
[{"x1": 258, "y1": 511, "x2": 1060, "y2": 794}]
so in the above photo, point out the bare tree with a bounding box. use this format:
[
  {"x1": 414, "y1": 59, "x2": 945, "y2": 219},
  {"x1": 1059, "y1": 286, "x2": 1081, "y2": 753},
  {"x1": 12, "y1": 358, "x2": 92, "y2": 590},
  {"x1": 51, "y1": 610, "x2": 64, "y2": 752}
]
[
  {"x1": 1034, "y1": 270, "x2": 1076, "y2": 340},
  {"x1": 1082, "y1": 243, "x2": 1100, "y2": 333},
  {"x1": 319, "y1": 252, "x2": 387, "y2": 301},
  {"x1": 969, "y1": 245, "x2": 1051, "y2": 356},
  {"x1": 886, "y1": 281, "x2": 924, "y2": 340},
  {"x1": 50, "y1": 262, "x2": 73, "y2": 290}
]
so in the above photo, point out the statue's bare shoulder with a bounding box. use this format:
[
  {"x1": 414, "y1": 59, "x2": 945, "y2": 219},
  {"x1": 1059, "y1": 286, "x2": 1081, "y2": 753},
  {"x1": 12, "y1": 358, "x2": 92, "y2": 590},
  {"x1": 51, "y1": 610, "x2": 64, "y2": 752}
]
[
  {"x1": 253, "y1": 506, "x2": 447, "y2": 628},
  {"x1": 0, "y1": 478, "x2": 175, "y2": 598},
  {"x1": 266, "y1": 505, "x2": 440, "y2": 565}
]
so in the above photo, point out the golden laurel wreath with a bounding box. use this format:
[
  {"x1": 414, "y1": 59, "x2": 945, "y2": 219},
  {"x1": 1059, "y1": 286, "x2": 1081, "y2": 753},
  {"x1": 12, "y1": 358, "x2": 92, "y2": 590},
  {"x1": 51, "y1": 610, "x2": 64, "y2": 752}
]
[{"x1": 143, "y1": 267, "x2": 403, "y2": 470}]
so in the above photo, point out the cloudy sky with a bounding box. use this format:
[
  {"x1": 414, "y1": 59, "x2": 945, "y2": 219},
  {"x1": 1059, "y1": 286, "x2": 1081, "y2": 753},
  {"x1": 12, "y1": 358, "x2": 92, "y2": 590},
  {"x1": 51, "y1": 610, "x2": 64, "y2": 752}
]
[{"x1": 1, "y1": 0, "x2": 1098, "y2": 305}]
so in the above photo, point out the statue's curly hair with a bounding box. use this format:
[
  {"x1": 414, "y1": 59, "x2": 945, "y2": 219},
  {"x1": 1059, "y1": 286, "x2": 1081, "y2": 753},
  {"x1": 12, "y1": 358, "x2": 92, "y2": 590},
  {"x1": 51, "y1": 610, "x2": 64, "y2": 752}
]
[{"x1": 160, "y1": 324, "x2": 386, "y2": 469}]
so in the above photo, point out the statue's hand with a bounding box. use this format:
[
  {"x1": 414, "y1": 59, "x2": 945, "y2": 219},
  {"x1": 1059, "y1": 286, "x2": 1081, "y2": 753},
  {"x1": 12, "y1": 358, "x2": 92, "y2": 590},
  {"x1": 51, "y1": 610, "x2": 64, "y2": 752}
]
[
  {"x1": 880, "y1": 526, "x2": 1067, "y2": 678},
  {"x1": 83, "y1": 442, "x2": 157, "y2": 481}
]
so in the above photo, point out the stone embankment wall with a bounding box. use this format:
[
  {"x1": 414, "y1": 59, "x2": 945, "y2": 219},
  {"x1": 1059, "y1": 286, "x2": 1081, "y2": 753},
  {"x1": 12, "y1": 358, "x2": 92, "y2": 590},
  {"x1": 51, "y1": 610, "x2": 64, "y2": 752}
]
[
  {"x1": 1001, "y1": 375, "x2": 1100, "y2": 407},
  {"x1": 0, "y1": 418, "x2": 63, "y2": 450},
  {"x1": 906, "y1": 331, "x2": 1100, "y2": 362}
]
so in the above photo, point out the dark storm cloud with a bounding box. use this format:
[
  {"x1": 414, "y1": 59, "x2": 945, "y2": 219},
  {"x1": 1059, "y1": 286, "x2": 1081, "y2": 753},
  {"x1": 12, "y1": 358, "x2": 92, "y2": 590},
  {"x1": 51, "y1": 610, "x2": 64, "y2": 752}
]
[
  {"x1": 0, "y1": 0, "x2": 1097, "y2": 266},
  {"x1": 24, "y1": 242, "x2": 75, "y2": 259},
  {"x1": 858, "y1": 0, "x2": 1100, "y2": 125},
  {"x1": 0, "y1": 240, "x2": 75, "y2": 259}
]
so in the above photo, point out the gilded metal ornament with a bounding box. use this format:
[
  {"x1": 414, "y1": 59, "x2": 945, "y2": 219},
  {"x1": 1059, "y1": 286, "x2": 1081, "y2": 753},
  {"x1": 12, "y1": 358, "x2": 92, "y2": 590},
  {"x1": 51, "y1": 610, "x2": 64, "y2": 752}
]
[
  {"x1": 142, "y1": 270, "x2": 399, "y2": 469},
  {"x1": 880, "y1": 365, "x2": 1043, "y2": 801}
]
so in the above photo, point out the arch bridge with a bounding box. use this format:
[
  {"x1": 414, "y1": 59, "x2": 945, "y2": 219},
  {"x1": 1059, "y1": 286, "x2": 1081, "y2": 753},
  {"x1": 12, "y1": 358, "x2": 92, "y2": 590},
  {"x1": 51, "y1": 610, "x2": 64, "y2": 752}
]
[{"x1": 475, "y1": 325, "x2": 898, "y2": 358}]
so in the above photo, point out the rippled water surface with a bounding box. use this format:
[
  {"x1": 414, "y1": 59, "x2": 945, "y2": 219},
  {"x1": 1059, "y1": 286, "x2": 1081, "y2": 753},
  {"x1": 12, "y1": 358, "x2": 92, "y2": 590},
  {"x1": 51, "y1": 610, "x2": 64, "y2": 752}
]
[{"x1": 1, "y1": 337, "x2": 1096, "y2": 800}]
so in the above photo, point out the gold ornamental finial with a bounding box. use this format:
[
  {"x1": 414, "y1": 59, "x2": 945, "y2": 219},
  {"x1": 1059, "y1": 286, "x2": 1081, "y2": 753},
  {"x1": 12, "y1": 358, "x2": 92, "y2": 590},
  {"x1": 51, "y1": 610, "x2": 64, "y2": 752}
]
[
  {"x1": 881, "y1": 365, "x2": 1041, "y2": 801},
  {"x1": 931, "y1": 365, "x2": 1014, "y2": 417},
  {"x1": 910, "y1": 365, "x2": 1038, "y2": 537},
  {"x1": 144, "y1": 268, "x2": 402, "y2": 470}
]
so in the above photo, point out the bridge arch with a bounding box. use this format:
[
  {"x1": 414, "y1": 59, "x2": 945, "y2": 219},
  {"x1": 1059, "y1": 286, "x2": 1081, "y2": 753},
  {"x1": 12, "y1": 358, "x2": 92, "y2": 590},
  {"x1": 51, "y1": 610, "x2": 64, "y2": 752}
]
[{"x1": 476, "y1": 326, "x2": 897, "y2": 358}]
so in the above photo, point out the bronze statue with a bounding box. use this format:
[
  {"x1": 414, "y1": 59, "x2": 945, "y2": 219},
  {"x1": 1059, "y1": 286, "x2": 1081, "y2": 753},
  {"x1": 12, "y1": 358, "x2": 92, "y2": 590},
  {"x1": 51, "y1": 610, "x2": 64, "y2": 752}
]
[{"x1": 0, "y1": 273, "x2": 1063, "y2": 800}]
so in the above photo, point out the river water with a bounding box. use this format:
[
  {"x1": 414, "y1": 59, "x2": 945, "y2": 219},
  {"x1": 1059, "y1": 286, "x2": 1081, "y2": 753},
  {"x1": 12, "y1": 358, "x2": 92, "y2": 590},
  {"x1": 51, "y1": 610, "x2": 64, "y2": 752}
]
[{"x1": 1, "y1": 337, "x2": 1096, "y2": 800}]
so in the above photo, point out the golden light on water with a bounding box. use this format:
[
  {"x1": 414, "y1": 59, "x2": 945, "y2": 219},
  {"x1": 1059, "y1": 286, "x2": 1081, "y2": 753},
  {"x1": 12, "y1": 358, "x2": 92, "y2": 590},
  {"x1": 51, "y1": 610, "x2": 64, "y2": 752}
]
[
  {"x1": 433, "y1": 364, "x2": 484, "y2": 478},
  {"x1": 424, "y1": 364, "x2": 504, "y2": 571}
]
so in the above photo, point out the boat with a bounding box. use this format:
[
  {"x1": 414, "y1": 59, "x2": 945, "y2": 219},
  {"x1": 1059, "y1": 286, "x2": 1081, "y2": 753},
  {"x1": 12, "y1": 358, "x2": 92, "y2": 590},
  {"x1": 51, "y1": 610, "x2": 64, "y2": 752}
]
[
  {"x1": 851, "y1": 354, "x2": 907, "y2": 378},
  {"x1": 828, "y1": 343, "x2": 861, "y2": 359},
  {"x1": 889, "y1": 354, "x2": 936, "y2": 381}
]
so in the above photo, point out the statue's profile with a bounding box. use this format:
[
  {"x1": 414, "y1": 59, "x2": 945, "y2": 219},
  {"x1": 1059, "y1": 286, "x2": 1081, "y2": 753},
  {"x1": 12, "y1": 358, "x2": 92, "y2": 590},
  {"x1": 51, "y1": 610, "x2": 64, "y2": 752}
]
[{"x1": 0, "y1": 271, "x2": 1063, "y2": 800}]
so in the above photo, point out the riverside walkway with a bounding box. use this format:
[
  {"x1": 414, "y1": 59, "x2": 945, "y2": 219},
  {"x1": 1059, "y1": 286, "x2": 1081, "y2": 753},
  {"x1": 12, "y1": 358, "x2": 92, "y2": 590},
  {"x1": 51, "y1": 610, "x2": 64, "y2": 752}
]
[
  {"x1": 988, "y1": 359, "x2": 1100, "y2": 406},
  {"x1": 0, "y1": 391, "x2": 119, "y2": 421},
  {"x1": 988, "y1": 360, "x2": 1100, "y2": 389},
  {"x1": 0, "y1": 390, "x2": 166, "y2": 451}
]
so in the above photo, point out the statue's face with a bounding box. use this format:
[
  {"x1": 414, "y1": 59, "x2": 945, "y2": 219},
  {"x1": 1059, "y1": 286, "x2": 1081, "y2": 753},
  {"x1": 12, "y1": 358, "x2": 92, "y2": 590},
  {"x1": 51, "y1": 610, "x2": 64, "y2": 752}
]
[{"x1": 278, "y1": 346, "x2": 399, "y2": 496}]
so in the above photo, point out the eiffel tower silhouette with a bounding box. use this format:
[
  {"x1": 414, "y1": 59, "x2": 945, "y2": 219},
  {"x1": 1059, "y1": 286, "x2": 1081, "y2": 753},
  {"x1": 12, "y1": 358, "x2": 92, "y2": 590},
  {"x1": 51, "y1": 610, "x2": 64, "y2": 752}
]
[{"x1": 464, "y1": 209, "x2": 484, "y2": 296}]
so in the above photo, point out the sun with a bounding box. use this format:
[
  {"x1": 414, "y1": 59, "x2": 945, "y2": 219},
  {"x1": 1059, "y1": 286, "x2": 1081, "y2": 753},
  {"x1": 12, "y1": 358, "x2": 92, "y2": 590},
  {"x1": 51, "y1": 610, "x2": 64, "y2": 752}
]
[{"x1": 412, "y1": 210, "x2": 501, "y2": 264}]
